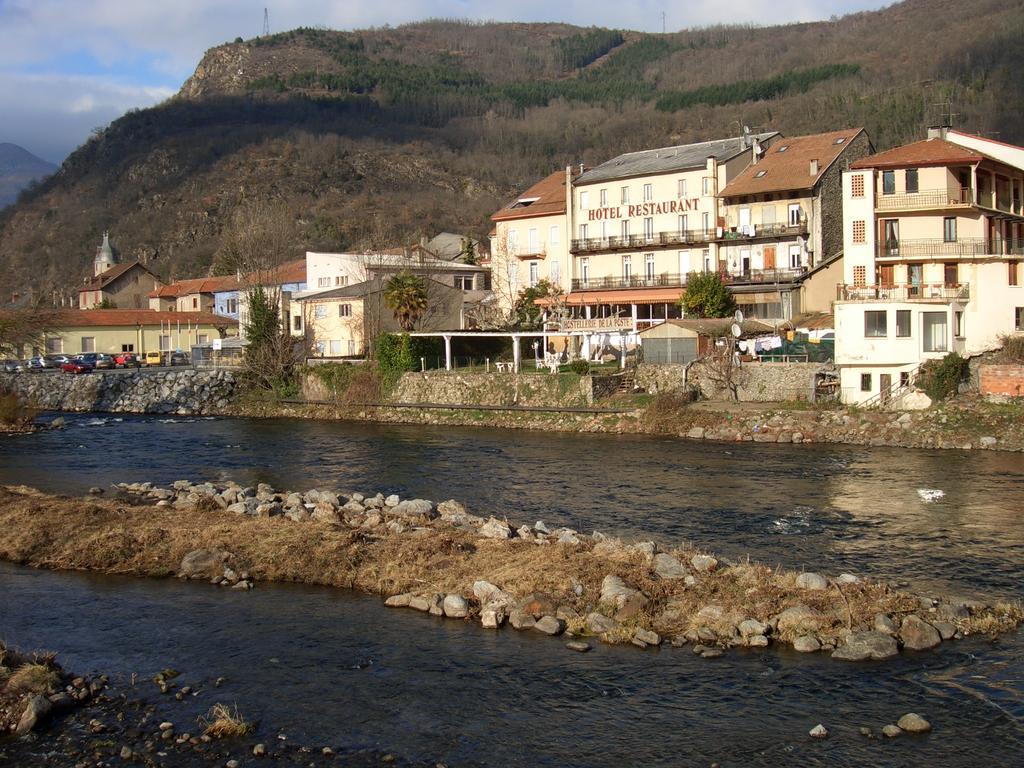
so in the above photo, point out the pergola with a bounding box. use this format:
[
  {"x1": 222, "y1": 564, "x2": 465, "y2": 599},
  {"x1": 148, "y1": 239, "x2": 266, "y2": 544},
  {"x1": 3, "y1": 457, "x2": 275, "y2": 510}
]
[{"x1": 407, "y1": 329, "x2": 629, "y2": 372}]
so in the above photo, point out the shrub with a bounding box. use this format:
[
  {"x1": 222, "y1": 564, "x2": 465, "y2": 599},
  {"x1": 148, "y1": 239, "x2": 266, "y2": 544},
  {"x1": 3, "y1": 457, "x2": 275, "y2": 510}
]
[
  {"x1": 0, "y1": 389, "x2": 36, "y2": 428},
  {"x1": 998, "y1": 334, "x2": 1024, "y2": 363},
  {"x1": 917, "y1": 352, "x2": 968, "y2": 401},
  {"x1": 569, "y1": 359, "x2": 591, "y2": 375},
  {"x1": 375, "y1": 333, "x2": 442, "y2": 390},
  {"x1": 201, "y1": 703, "x2": 254, "y2": 739}
]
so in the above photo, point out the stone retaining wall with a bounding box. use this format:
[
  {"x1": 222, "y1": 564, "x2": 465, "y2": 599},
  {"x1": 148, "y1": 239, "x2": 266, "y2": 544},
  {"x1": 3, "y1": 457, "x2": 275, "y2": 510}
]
[
  {"x1": 636, "y1": 362, "x2": 823, "y2": 402},
  {"x1": 390, "y1": 371, "x2": 595, "y2": 407},
  {"x1": 979, "y1": 364, "x2": 1024, "y2": 398},
  {"x1": 0, "y1": 370, "x2": 236, "y2": 415}
]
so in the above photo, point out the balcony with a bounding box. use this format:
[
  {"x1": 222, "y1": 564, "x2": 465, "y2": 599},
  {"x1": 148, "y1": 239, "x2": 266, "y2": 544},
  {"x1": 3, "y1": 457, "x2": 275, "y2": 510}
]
[
  {"x1": 571, "y1": 230, "x2": 714, "y2": 255},
  {"x1": 722, "y1": 267, "x2": 806, "y2": 285},
  {"x1": 571, "y1": 273, "x2": 687, "y2": 291},
  {"x1": 836, "y1": 283, "x2": 971, "y2": 302},
  {"x1": 875, "y1": 187, "x2": 972, "y2": 212},
  {"x1": 718, "y1": 221, "x2": 808, "y2": 240},
  {"x1": 509, "y1": 245, "x2": 546, "y2": 260},
  {"x1": 877, "y1": 238, "x2": 1024, "y2": 259}
]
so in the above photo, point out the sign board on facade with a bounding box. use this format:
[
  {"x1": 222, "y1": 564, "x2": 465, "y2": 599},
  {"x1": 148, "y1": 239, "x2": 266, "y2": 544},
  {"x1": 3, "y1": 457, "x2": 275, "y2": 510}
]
[
  {"x1": 212, "y1": 338, "x2": 223, "y2": 351},
  {"x1": 563, "y1": 317, "x2": 634, "y2": 332}
]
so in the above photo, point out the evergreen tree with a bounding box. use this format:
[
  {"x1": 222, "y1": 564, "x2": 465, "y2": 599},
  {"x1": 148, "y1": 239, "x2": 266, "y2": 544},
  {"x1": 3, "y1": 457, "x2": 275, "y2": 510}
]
[
  {"x1": 679, "y1": 272, "x2": 736, "y2": 318},
  {"x1": 244, "y1": 286, "x2": 280, "y2": 346}
]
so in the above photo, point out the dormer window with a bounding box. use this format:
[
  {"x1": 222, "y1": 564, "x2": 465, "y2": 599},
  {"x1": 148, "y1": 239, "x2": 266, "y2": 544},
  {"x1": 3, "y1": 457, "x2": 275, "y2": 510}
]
[
  {"x1": 834, "y1": 137, "x2": 846, "y2": 145},
  {"x1": 777, "y1": 145, "x2": 789, "y2": 153}
]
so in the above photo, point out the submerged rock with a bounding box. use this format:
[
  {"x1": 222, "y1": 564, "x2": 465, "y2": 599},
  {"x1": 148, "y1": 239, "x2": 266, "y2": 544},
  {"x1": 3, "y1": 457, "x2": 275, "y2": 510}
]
[
  {"x1": 831, "y1": 631, "x2": 899, "y2": 661},
  {"x1": 897, "y1": 713, "x2": 932, "y2": 733}
]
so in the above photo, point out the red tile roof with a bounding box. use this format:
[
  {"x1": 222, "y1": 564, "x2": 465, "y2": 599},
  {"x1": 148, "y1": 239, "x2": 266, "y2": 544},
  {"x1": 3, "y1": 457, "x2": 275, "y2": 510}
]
[
  {"x1": 79, "y1": 261, "x2": 161, "y2": 293},
  {"x1": 54, "y1": 309, "x2": 237, "y2": 328},
  {"x1": 492, "y1": 170, "x2": 575, "y2": 222},
  {"x1": 148, "y1": 275, "x2": 241, "y2": 299},
  {"x1": 721, "y1": 128, "x2": 865, "y2": 197},
  {"x1": 850, "y1": 138, "x2": 984, "y2": 169}
]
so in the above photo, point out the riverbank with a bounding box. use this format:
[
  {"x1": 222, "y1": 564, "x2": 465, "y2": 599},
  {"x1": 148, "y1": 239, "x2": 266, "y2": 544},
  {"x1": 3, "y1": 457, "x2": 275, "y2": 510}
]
[{"x1": 1, "y1": 483, "x2": 1019, "y2": 664}]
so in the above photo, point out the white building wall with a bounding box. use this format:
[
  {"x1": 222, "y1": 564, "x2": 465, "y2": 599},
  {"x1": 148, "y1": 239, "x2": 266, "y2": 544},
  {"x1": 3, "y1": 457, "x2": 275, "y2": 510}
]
[{"x1": 842, "y1": 169, "x2": 877, "y2": 285}]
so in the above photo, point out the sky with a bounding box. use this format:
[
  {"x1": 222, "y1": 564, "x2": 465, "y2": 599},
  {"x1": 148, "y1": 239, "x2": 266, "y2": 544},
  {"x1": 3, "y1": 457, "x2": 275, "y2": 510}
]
[{"x1": 0, "y1": 0, "x2": 891, "y2": 164}]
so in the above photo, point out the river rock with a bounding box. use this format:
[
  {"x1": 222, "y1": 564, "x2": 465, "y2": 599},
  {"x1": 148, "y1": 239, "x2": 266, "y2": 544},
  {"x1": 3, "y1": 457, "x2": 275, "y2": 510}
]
[
  {"x1": 442, "y1": 594, "x2": 469, "y2": 618},
  {"x1": 391, "y1": 499, "x2": 436, "y2": 519},
  {"x1": 633, "y1": 628, "x2": 661, "y2": 647},
  {"x1": 932, "y1": 621, "x2": 957, "y2": 640},
  {"x1": 795, "y1": 572, "x2": 829, "y2": 591},
  {"x1": 873, "y1": 613, "x2": 898, "y2": 634},
  {"x1": 179, "y1": 549, "x2": 227, "y2": 579},
  {"x1": 897, "y1": 713, "x2": 932, "y2": 733},
  {"x1": 882, "y1": 724, "x2": 902, "y2": 738},
  {"x1": 831, "y1": 631, "x2": 899, "y2": 661},
  {"x1": 518, "y1": 593, "x2": 557, "y2": 618},
  {"x1": 409, "y1": 596, "x2": 431, "y2": 612},
  {"x1": 534, "y1": 616, "x2": 565, "y2": 636},
  {"x1": 565, "y1": 641, "x2": 591, "y2": 653},
  {"x1": 900, "y1": 615, "x2": 942, "y2": 650},
  {"x1": 384, "y1": 494, "x2": 400, "y2": 507},
  {"x1": 15, "y1": 694, "x2": 53, "y2": 736},
  {"x1": 587, "y1": 612, "x2": 618, "y2": 634},
  {"x1": 746, "y1": 634, "x2": 769, "y2": 647},
  {"x1": 738, "y1": 619, "x2": 767, "y2": 638},
  {"x1": 936, "y1": 602, "x2": 971, "y2": 622},
  {"x1": 809, "y1": 724, "x2": 829, "y2": 739},
  {"x1": 473, "y1": 580, "x2": 514, "y2": 609},
  {"x1": 310, "y1": 505, "x2": 341, "y2": 524},
  {"x1": 775, "y1": 605, "x2": 824, "y2": 637},
  {"x1": 600, "y1": 575, "x2": 645, "y2": 609},
  {"x1": 508, "y1": 610, "x2": 536, "y2": 630},
  {"x1": 384, "y1": 593, "x2": 412, "y2": 608},
  {"x1": 793, "y1": 635, "x2": 821, "y2": 653},
  {"x1": 479, "y1": 518, "x2": 513, "y2": 539},
  {"x1": 480, "y1": 607, "x2": 506, "y2": 628},
  {"x1": 652, "y1": 553, "x2": 688, "y2": 580},
  {"x1": 690, "y1": 554, "x2": 718, "y2": 573}
]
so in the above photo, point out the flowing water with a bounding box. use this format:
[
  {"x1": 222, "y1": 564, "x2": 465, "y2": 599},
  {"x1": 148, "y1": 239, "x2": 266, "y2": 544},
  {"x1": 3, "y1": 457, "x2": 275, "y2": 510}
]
[{"x1": 1, "y1": 413, "x2": 1023, "y2": 765}]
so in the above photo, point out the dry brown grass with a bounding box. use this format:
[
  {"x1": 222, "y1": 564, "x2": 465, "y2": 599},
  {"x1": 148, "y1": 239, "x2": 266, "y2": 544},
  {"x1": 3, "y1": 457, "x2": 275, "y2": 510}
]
[
  {"x1": 5, "y1": 663, "x2": 59, "y2": 694},
  {"x1": 201, "y1": 703, "x2": 254, "y2": 738}
]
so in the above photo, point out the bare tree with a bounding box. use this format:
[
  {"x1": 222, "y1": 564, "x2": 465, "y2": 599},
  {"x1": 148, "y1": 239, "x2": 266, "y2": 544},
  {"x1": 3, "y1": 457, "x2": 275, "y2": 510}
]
[
  {"x1": 0, "y1": 305, "x2": 64, "y2": 358},
  {"x1": 696, "y1": 337, "x2": 749, "y2": 401}
]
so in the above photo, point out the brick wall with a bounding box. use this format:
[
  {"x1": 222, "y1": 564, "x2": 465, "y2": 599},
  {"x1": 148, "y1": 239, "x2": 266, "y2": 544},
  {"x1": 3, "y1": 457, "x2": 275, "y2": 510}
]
[{"x1": 979, "y1": 364, "x2": 1024, "y2": 397}]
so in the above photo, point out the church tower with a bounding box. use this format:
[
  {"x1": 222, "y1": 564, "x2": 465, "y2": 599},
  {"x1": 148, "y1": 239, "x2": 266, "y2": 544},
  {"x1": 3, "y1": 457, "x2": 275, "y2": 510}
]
[{"x1": 94, "y1": 231, "x2": 116, "y2": 276}]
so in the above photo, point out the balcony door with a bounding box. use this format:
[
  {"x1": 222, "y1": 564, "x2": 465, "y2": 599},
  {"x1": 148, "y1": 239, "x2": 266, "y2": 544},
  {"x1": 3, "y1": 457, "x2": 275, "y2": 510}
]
[
  {"x1": 739, "y1": 207, "x2": 751, "y2": 233},
  {"x1": 882, "y1": 219, "x2": 899, "y2": 256},
  {"x1": 764, "y1": 246, "x2": 776, "y2": 270},
  {"x1": 878, "y1": 264, "x2": 895, "y2": 287},
  {"x1": 908, "y1": 263, "x2": 923, "y2": 297}
]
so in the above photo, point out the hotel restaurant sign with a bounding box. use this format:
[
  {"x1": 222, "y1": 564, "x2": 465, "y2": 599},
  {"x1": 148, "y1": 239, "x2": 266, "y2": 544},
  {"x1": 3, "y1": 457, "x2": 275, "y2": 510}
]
[{"x1": 562, "y1": 317, "x2": 634, "y2": 332}]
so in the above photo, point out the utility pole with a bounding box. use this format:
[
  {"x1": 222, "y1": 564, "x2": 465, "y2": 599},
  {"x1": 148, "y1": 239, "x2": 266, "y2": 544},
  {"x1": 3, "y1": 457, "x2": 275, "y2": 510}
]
[
  {"x1": 262, "y1": 7, "x2": 270, "y2": 37},
  {"x1": 661, "y1": 11, "x2": 666, "y2": 34}
]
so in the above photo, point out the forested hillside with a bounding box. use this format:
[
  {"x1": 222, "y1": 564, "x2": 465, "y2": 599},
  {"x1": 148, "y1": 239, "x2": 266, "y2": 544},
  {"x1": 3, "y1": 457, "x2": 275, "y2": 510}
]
[{"x1": 2, "y1": 0, "x2": 1022, "y2": 297}]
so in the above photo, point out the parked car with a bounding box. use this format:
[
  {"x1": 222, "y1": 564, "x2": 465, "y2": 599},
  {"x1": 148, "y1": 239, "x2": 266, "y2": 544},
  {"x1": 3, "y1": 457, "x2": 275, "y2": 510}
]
[
  {"x1": 143, "y1": 350, "x2": 163, "y2": 367},
  {"x1": 2, "y1": 359, "x2": 24, "y2": 373},
  {"x1": 78, "y1": 352, "x2": 114, "y2": 369},
  {"x1": 26, "y1": 356, "x2": 46, "y2": 372},
  {"x1": 43, "y1": 354, "x2": 72, "y2": 368},
  {"x1": 169, "y1": 351, "x2": 189, "y2": 366},
  {"x1": 61, "y1": 358, "x2": 94, "y2": 374},
  {"x1": 114, "y1": 352, "x2": 141, "y2": 368}
]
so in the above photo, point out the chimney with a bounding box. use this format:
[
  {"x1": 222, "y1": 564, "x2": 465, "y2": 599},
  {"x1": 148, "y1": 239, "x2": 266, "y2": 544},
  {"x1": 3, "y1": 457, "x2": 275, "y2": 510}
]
[
  {"x1": 927, "y1": 125, "x2": 948, "y2": 140},
  {"x1": 752, "y1": 137, "x2": 762, "y2": 164},
  {"x1": 809, "y1": 159, "x2": 819, "y2": 176}
]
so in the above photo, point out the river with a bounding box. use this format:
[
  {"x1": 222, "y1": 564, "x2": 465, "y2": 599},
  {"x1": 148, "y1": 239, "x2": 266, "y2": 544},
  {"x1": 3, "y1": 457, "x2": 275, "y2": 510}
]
[{"x1": 1, "y1": 413, "x2": 1023, "y2": 765}]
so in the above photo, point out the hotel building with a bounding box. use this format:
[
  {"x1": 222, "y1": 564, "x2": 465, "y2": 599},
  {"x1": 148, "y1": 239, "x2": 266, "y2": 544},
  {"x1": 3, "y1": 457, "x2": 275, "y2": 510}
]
[{"x1": 835, "y1": 128, "x2": 1024, "y2": 404}]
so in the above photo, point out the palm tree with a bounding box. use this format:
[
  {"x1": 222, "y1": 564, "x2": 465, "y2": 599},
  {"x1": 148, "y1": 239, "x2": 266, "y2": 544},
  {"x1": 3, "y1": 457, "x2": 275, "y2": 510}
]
[{"x1": 383, "y1": 271, "x2": 429, "y2": 331}]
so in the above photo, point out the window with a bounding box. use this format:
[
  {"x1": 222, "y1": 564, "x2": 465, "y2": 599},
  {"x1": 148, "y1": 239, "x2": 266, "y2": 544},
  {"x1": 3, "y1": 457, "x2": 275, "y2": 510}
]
[
  {"x1": 755, "y1": 170, "x2": 767, "y2": 178},
  {"x1": 677, "y1": 179, "x2": 687, "y2": 198},
  {"x1": 580, "y1": 191, "x2": 589, "y2": 209},
  {"x1": 579, "y1": 223, "x2": 588, "y2": 240},
  {"x1": 834, "y1": 137, "x2": 846, "y2": 145},
  {"x1": 853, "y1": 266, "x2": 866, "y2": 286},
  {"x1": 643, "y1": 183, "x2": 653, "y2": 202},
  {"x1": 852, "y1": 220, "x2": 866, "y2": 244},
  {"x1": 900, "y1": 371, "x2": 910, "y2": 388},
  {"x1": 334, "y1": 276, "x2": 348, "y2": 287},
  {"x1": 702, "y1": 212, "x2": 710, "y2": 233},
  {"x1": 622, "y1": 255, "x2": 632, "y2": 280},
  {"x1": 943, "y1": 217, "x2": 957, "y2": 243},
  {"x1": 645, "y1": 253, "x2": 655, "y2": 281},
  {"x1": 339, "y1": 303, "x2": 352, "y2": 317},
  {"x1": 600, "y1": 189, "x2": 608, "y2": 207},
  {"x1": 227, "y1": 298, "x2": 238, "y2": 314},
  {"x1": 643, "y1": 217, "x2": 654, "y2": 241},
  {"x1": 315, "y1": 305, "x2": 328, "y2": 319},
  {"x1": 507, "y1": 229, "x2": 518, "y2": 255},
  {"x1": 788, "y1": 204, "x2": 801, "y2": 226},
  {"x1": 314, "y1": 341, "x2": 326, "y2": 356},
  {"x1": 581, "y1": 258, "x2": 590, "y2": 284},
  {"x1": 922, "y1": 312, "x2": 948, "y2": 352},
  {"x1": 549, "y1": 260, "x2": 560, "y2": 285},
  {"x1": 81, "y1": 337, "x2": 95, "y2": 353},
  {"x1": 778, "y1": 145, "x2": 790, "y2": 153},
  {"x1": 318, "y1": 277, "x2": 330, "y2": 287},
  {"x1": 121, "y1": 344, "x2": 134, "y2": 352},
  {"x1": 1016, "y1": 307, "x2": 1024, "y2": 331},
  {"x1": 882, "y1": 170, "x2": 895, "y2": 195},
  {"x1": 896, "y1": 310, "x2": 911, "y2": 337},
  {"x1": 1010, "y1": 261, "x2": 1019, "y2": 286},
  {"x1": 954, "y1": 310, "x2": 964, "y2": 339},
  {"x1": 620, "y1": 186, "x2": 629, "y2": 204},
  {"x1": 865, "y1": 310, "x2": 887, "y2": 337},
  {"x1": 159, "y1": 335, "x2": 170, "y2": 351},
  {"x1": 197, "y1": 334, "x2": 208, "y2": 345},
  {"x1": 293, "y1": 315, "x2": 302, "y2": 331},
  {"x1": 702, "y1": 177, "x2": 711, "y2": 195},
  {"x1": 944, "y1": 263, "x2": 958, "y2": 287},
  {"x1": 621, "y1": 220, "x2": 629, "y2": 239},
  {"x1": 789, "y1": 245, "x2": 801, "y2": 269},
  {"x1": 906, "y1": 169, "x2": 919, "y2": 194},
  {"x1": 45, "y1": 337, "x2": 63, "y2": 353},
  {"x1": 549, "y1": 225, "x2": 559, "y2": 247},
  {"x1": 678, "y1": 214, "x2": 688, "y2": 235},
  {"x1": 330, "y1": 340, "x2": 342, "y2": 356},
  {"x1": 702, "y1": 249, "x2": 711, "y2": 272},
  {"x1": 860, "y1": 373, "x2": 872, "y2": 392},
  {"x1": 528, "y1": 227, "x2": 539, "y2": 253},
  {"x1": 529, "y1": 262, "x2": 539, "y2": 287},
  {"x1": 851, "y1": 174, "x2": 865, "y2": 198},
  {"x1": 454, "y1": 275, "x2": 474, "y2": 290},
  {"x1": 191, "y1": 297, "x2": 198, "y2": 310}
]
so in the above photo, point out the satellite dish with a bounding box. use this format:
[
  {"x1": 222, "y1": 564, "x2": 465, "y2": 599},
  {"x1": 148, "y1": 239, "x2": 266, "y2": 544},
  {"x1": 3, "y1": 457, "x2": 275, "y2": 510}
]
[
  {"x1": 731, "y1": 323, "x2": 742, "y2": 338},
  {"x1": 734, "y1": 309, "x2": 744, "y2": 324}
]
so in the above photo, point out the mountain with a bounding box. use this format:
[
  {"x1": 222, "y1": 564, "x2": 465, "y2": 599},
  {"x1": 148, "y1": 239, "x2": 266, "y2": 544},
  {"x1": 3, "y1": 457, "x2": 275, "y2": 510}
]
[
  {"x1": 0, "y1": 144, "x2": 57, "y2": 209},
  {"x1": 1, "y1": 0, "x2": 1022, "y2": 296}
]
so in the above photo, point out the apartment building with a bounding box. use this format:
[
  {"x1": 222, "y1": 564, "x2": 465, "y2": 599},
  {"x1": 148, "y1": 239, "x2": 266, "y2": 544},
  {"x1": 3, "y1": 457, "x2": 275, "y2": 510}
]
[
  {"x1": 490, "y1": 169, "x2": 576, "y2": 311},
  {"x1": 148, "y1": 276, "x2": 240, "y2": 313},
  {"x1": 718, "y1": 128, "x2": 872, "y2": 320},
  {"x1": 835, "y1": 128, "x2": 1024, "y2": 404}
]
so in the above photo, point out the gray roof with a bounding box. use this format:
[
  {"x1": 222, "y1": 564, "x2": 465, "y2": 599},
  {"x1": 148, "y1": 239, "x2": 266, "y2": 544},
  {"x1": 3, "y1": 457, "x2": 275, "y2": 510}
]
[
  {"x1": 297, "y1": 277, "x2": 385, "y2": 301},
  {"x1": 576, "y1": 133, "x2": 779, "y2": 185}
]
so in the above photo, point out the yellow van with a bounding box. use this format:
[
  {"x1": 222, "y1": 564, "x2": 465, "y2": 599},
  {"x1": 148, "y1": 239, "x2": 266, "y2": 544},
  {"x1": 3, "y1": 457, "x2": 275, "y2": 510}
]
[{"x1": 143, "y1": 350, "x2": 163, "y2": 367}]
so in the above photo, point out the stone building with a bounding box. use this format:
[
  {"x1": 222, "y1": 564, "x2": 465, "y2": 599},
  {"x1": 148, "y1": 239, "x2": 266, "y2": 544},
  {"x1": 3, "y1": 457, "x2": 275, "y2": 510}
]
[{"x1": 78, "y1": 233, "x2": 164, "y2": 310}]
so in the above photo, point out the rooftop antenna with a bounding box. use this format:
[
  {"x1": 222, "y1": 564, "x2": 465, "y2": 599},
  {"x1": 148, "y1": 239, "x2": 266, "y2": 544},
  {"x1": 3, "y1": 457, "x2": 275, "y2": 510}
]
[
  {"x1": 263, "y1": 7, "x2": 270, "y2": 37},
  {"x1": 661, "y1": 11, "x2": 666, "y2": 34}
]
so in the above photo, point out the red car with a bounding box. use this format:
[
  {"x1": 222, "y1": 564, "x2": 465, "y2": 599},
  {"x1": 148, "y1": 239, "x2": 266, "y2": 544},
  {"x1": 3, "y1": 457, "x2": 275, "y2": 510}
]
[
  {"x1": 114, "y1": 352, "x2": 140, "y2": 368},
  {"x1": 61, "y1": 358, "x2": 94, "y2": 374}
]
